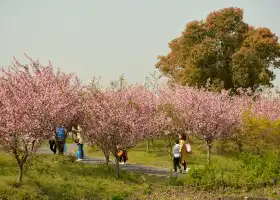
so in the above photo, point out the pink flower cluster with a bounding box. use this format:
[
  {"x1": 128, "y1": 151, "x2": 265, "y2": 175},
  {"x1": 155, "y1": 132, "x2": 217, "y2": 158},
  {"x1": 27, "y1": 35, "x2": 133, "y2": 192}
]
[{"x1": 82, "y1": 85, "x2": 160, "y2": 156}]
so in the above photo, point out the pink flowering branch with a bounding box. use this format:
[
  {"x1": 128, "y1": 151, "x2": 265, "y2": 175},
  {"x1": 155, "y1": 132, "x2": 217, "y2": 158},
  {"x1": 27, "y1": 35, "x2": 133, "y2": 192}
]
[{"x1": 0, "y1": 55, "x2": 82, "y2": 185}]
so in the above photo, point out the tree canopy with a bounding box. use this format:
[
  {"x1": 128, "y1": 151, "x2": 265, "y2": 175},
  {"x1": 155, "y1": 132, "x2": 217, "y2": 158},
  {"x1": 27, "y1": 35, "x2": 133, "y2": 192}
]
[{"x1": 156, "y1": 7, "x2": 280, "y2": 91}]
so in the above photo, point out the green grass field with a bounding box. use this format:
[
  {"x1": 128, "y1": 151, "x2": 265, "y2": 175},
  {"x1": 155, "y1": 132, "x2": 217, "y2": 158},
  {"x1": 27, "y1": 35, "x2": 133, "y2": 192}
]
[
  {"x1": 1, "y1": 152, "x2": 279, "y2": 200},
  {"x1": 1, "y1": 137, "x2": 280, "y2": 199}
]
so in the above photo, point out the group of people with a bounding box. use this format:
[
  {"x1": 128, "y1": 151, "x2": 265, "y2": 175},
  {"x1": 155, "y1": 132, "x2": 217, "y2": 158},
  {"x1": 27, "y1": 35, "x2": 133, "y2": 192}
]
[
  {"x1": 49, "y1": 124, "x2": 85, "y2": 161},
  {"x1": 49, "y1": 126, "x2": 191, "y2": 172},
  {"x1": 49, "y1": 126, "x2": 66, "y2": 155},
  {"x1": 173, "y1": 133, "x2": 191, "y2": 174}
]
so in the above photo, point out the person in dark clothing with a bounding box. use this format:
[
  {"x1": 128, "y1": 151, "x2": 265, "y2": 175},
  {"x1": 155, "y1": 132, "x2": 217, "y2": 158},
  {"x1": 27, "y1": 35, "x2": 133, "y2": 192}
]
[{"x1": 49, "y1": 140, "x2": 57, "y2": 154}]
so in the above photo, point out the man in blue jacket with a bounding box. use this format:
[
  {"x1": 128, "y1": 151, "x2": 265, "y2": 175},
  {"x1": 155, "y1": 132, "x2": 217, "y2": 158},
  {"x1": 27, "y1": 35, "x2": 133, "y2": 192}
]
[{"x1": 56, "y1": 126, "x2": 66, "y2": 155}]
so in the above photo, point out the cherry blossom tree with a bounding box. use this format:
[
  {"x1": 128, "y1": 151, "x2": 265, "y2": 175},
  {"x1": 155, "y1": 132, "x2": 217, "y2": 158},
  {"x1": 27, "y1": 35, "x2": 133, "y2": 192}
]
[
  {"x1": 162, "y1": 85, "x2": 246, "y2": 164},
  {"x1": 83, "y1": 84, "x2": 158, "y2": 177},
  {"x1": 144, "y1": 72, "x2": 164, "y2": 152},
  {"x1": 0, "y1": 55, "x2": 82, "y2": 185}
]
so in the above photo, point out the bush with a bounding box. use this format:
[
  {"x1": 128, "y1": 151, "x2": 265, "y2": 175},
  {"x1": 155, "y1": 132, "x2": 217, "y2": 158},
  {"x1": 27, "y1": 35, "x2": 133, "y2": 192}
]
[{"x1": 183, "y1": 151, "x2": 280, "y2": 190}]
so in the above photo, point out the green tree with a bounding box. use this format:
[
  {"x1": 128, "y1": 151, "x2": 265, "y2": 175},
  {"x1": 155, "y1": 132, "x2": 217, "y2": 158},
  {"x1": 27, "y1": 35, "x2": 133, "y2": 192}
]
[{"x1": 156, "y1": 7, "x2": 280, "y2": 91}]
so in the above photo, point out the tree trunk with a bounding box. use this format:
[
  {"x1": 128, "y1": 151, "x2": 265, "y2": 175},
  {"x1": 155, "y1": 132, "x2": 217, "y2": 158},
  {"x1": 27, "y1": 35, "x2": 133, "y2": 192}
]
[
  {"x1": 237, "y1": 140, "x2": 243, "y2": 153},
  {"x1": 151, "y1": 138, "x2": 154, "y2": 148},
  {"x1": 206, "y1": 140, "x2": 212, "y2": 165},
  {"x1": 101, "y1": 147, "x2": 110, "y2": 166},
  {"x1": 114, "y1": 156, "x2": 120, "y2": 179},
  {"x1": 105, "y1": 154, "x2": 110, "y2": 166},
  {"x1": 146, "y1": 139, "x2": 150, "y2": 153},
  {"x1": 17, "y1": 163, "x2": 23, "y2": 185},
  {"x1": 168, "y1": 137, "x2": 173, "y2": 157},
  {"x1": 13, "y1": 149, "x2": 27, "y2": 186}
]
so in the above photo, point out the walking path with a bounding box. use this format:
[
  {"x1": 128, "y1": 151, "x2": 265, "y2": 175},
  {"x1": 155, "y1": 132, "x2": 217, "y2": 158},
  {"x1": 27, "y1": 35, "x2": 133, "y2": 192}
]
[{"x1": 38, "y1": 143, "x2": 173, "y2": 177}]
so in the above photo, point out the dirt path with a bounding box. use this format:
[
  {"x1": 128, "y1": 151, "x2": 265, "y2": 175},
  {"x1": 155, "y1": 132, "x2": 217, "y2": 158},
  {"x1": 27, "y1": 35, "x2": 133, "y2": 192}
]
[{"x1": 38, "y1": 143, "x2": 173, "y2": 177}]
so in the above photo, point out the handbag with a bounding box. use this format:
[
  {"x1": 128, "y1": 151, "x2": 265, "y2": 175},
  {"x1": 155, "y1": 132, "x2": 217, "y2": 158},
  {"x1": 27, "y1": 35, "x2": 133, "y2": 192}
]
[{"x1": 186, "y1": 143, "x2": 192, "y2": 153}]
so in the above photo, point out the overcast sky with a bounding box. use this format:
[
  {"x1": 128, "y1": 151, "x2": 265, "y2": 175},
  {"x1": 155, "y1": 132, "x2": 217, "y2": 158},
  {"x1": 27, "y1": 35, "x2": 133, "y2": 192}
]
[{"x1": 1, "y1": 0, "x2": 279, "y2": 86}]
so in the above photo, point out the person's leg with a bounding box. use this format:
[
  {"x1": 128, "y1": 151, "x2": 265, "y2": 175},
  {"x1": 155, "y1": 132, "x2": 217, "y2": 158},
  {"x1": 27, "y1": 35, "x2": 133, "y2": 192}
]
[
  {"x1": 123, "y1": 153, "x2": 127, "y2": 163},
  {"x1": 81, "y1": 144, "x2": 84, "y2": 159},
  {"x1": 173, "y1": 157, "x2": 177, "y2": 172},
  {"x1": 176, "y1": 158, "x2": 181, "y2": 172},
  {"x1": 182, "y1": 161, "x2": 187, "y2": 171},
  {"x1": 78, "y1": 144, "x2": 83, "y2": 159},
  {"x1": 59, "y1": 140, "x2": 64, "y2": 155},
  {"x1": 53, "y1": 142, "x2": 57, "y2": 154}
]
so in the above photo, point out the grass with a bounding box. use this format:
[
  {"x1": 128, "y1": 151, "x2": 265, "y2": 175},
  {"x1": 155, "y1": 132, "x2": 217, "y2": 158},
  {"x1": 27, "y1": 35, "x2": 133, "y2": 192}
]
[
  {"x1": 1, "y1": 137, "x2": 280, "y2": 199},
  {"x1": 1, "y1": 152, "x2": 279, "y2": 200}
]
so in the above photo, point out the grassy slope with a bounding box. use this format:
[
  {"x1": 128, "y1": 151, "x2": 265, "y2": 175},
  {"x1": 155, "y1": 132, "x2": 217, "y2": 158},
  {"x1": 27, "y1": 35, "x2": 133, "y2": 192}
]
[{"x1": 1, "y1": 153, "x2": 279, "y2": 200}]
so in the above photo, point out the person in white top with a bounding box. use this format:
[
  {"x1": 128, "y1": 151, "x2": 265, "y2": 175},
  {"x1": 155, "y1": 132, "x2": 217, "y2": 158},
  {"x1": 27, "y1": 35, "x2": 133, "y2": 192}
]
[
  {"x1": 73, "y1": 125, "x2": 84, "y2": 161},
  {"x1": 173, "y1": 139, "x2": 182, "y2": 173}
]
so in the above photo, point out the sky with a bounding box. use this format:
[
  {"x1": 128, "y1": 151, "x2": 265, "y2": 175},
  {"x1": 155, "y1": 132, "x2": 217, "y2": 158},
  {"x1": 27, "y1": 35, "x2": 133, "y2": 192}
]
[{"x1": 0, "y1": 0, "x2": 279, "y2": 87}]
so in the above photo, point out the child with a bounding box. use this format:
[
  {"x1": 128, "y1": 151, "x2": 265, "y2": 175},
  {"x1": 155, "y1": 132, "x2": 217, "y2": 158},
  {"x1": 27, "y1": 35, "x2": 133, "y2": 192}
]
[{"x1": 173, "y1": 139, "x2": 182, "y2": 173}]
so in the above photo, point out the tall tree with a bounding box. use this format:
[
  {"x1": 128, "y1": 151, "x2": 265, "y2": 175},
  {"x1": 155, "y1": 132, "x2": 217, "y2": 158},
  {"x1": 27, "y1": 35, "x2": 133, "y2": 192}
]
[{"x1": 156, "y1": 7, "x2": 280, "y2": 91}]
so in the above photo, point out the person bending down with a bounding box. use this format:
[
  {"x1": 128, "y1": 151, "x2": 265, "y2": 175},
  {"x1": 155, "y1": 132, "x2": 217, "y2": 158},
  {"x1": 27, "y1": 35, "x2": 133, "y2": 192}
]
[
  {"x1": 49, "y1": 139, "x2": 57, "y2": 154},
  {"x1": 118, "y1": 147, "x2": 128, "y2": 164}
]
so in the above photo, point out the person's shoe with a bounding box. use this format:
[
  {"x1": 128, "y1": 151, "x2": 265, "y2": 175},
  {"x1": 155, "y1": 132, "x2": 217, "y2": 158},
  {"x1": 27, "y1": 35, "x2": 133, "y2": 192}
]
[
  {"x1": 179, "y1": 169, "x2": 182, "y2": 174},
  {"x1": 77, "y1": 159, "x2": 82, "y2": 162}
]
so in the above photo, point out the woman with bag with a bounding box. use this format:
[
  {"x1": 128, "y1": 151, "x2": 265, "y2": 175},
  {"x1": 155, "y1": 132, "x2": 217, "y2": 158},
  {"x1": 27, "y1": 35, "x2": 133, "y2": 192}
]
[{"x1": 179, "y1": 133, "x2": 191, "y2": 173}]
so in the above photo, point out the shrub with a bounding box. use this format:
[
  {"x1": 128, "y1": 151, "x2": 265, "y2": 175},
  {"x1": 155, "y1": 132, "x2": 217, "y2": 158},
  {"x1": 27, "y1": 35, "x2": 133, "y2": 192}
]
[{"x1": 183, "y1": 151, "x2": 280, "y2": 190}]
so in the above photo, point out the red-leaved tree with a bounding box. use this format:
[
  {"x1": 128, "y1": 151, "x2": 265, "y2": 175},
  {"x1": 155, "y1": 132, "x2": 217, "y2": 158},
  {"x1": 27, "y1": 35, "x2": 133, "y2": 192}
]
[{"x1": 0, "y1": 55, "x2": 82, "y2": 185}]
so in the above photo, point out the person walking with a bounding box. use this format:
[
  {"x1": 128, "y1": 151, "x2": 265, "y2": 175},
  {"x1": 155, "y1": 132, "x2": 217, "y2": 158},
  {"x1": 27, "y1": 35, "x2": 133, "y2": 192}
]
[
  {"x1": 73, "y1": 125, "x2": 84, "y2": 161},
  {"x1": 179, "y1": 133, "x2": 190, "y2": 173},
  {"x1": 173, "y1": 139, "x2": 182, "y2": 174},
  {"x1": 56, "y1": 126, "x2": 66, "y2": 155}
]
